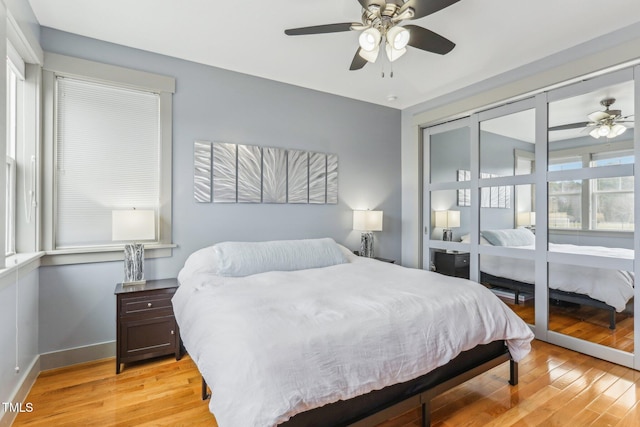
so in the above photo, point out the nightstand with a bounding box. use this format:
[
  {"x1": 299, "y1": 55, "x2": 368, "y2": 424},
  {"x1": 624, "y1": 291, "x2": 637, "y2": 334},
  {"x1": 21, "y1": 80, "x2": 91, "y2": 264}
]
[
  {"x1": 434, "y1": 251, "x2": 470, "y2": 279},
  {"x1": 114, "y1": 278, "x2": 181, "y2": 374},
  {"x1": 353, "y1": 251, "x2": 396, "y2": 264}
]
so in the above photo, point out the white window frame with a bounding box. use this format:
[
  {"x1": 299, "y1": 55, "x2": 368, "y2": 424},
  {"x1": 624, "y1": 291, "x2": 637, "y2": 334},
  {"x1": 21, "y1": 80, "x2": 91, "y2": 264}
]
[
  {"x1": 548, "y1": 140, "x2": 634, "y2": 232},
  {"x1": 42, "y1": 53, "x2": 175, "y2": 265}
]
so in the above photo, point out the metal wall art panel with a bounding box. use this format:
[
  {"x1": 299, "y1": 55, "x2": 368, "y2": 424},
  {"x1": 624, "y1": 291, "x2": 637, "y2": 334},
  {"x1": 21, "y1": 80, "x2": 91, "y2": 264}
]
[
  {"x1": 213, "y1": 142, "x2": 237, "y2": 203},
  {"x1": 288, "y1": 150, "x2": 308, "y2": 204},
  {"x1": 194, "y1": 141, "x2": 212, "y2": 203},
  {"x1": 327, "y1": 154, "x2": 338, "y2": 204},
  {"x1": 196, "y1": 140, "x2": 338, "y2": 205},
  {"x1": 237, "y1": 144, "x2": 262, "y2": 203},
  {"x1": 262, "y1": 147, "x2": 287, "y2": 204},
  {"x1": 309, "y1": 152, "x2": 327, "y2": 204}
]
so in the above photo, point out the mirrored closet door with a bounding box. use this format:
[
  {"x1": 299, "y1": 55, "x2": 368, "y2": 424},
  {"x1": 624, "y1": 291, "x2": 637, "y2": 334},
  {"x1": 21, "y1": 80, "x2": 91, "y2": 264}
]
[{"x1": 422, "y1": 65, "x2": 639, "y2": 369}]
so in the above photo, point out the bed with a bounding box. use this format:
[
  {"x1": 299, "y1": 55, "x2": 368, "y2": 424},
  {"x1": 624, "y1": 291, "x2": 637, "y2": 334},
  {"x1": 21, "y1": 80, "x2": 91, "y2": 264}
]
[
  {"x1": 470, "y1": 229, "x2": 635, "y2": 329},
  {"x1": 173, "y1": 238, "x2": 534, "y2": 427}
]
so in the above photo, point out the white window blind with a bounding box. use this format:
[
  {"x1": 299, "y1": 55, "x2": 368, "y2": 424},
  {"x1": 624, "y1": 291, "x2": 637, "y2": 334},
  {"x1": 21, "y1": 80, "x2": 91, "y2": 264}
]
[{"x1": 55, "y1": 77, "x2": 160, "y2": 248}]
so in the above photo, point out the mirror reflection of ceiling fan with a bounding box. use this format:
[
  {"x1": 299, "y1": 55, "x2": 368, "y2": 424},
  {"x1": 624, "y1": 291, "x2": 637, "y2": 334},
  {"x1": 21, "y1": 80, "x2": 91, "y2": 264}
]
[
  {"x1": 549, "y1": 98, "x2": 634, "y2": 139},
  {"x1": 284, "y1": 0, "x2": 459, "y2": 71}
]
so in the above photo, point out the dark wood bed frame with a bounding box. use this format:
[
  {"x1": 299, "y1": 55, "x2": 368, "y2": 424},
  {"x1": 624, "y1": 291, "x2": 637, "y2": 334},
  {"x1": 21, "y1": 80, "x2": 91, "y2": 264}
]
[
  {"x1": 480, "y1": 272, "x2": 619, "y2": 330},
  {"x1": 201, "y1": 340, "x2": 517, "y2": 427}
]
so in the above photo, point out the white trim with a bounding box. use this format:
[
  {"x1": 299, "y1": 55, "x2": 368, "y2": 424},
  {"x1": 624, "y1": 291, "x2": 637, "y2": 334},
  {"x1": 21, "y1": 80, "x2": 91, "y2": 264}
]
[
  {"x1": 547, "y1": 163, "x2": 634, "y2": 181},
  {"x1": 428, "y1": 181, "x2": 470, "y2": 191},
  {"x1": 478, "y1": 173, "x2": 535, "y2": 187},
  {"x1": 547, "y1": 251, "x2": 633, "y2": 271},
  {"x1": 41, "y1": 244, "x2": 176, "y2": 267},
  {"x1": 0, "y1": 355, "x2": 39, "y2": 427},
  {"x1": 6, "y1": 10, "x2": 42, "y2": 65},
  {"x1": 43, "y1": 52, "x2": 175, "y2": 94},
  {"x1": 547, "y1": 331, "x2": 633, "y2": 367}
]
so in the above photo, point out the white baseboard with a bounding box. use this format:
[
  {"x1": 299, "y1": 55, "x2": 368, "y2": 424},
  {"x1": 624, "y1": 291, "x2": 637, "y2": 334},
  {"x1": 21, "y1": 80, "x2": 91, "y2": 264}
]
[
  {"x1": 39, "y1": 341, "x2": 116, "y2": 371},
  {"x1": 0, "y1": 356, "x2": 40, "y2": 427},
  {"x1": 0, "y1": 342, "x2": 116, "y2": 425}
]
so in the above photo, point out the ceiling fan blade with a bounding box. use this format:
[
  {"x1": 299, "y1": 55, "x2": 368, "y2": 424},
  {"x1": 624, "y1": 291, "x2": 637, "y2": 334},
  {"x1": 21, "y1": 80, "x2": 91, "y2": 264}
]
[
  {"x1": 404, "y1": 25, "x2": 455, "y2": 55},
  {"x1": 400, "y1": 0, "x2": 460, "y2": 20},
  {"x1": 587, "y1": 111, "x2": 611, "y2": 122},
  {"x1": 350, "y1": 48, "x2": 368, "y2": 71},
  {"x1": 285, "y1": 23, "x2": 356, "y2": 36},
  {"x1": 548, "y1": 122, "x2": 591, "y2": 131}
]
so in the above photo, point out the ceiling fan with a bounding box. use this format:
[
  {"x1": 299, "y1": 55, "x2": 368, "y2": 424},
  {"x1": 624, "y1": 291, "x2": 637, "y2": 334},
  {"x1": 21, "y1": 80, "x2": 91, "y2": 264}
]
[
  {"x1": 549, "y1": 98, "x2": 633, "y2": 139},
  {"x1": 284, "y1": 0, "x2": 460, "y2": 71}
]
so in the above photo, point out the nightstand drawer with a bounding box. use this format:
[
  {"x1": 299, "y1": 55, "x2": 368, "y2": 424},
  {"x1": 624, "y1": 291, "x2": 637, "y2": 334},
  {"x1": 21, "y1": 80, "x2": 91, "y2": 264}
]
[
  {"x1": 120, "y1": 292, "x2": 175, "y2": 316},
  {"x1": 434, "y1": 251, "x2": 470, "y2": 279},
  {"x1": 453, "y1": 254, "x2": 469, "y2": 268}
]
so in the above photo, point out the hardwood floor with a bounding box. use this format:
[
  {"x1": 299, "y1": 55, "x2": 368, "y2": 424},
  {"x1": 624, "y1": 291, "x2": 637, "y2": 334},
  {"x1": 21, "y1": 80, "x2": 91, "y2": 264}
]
[
  {"x1": 13, "y1": 340, "x2": 640, "y2": 426},
  {"x1": 497, "y1": 295, "x2": 634, "y2": 353}
]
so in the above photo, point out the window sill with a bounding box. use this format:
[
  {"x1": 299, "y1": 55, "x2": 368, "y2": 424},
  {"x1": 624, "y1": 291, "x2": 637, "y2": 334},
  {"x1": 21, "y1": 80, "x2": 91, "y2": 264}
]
[
  {"x1": 0, "y1": 252, "x2": 46, "y2": 290},
  {"x1": 41, "y1": 243, "x2": 177, "y2": 266}
]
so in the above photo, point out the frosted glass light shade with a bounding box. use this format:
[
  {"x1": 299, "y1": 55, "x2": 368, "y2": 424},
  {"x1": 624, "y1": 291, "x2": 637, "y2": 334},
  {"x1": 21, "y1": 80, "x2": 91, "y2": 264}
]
[
  {"x1": 435, "y1": 210, "x2": 460, "y2": 228},
  {"x1": 385, "y1": 43, "x2": 407, "y2": 62},
  {"x1": 112, "y1": 210, "x2": 156, "y2": 241},
  {"x1": 387, "y1": 26, "x2": 410, "y2": 50},
  {"x1": 353, "y1": 210, "x2": 383, "y2": 231},
  {"x1": 359, "y1": 28, "x2": 381, "y2": 51},
  {"x1": 358, "y1": 46, "x2": 380, "y2": 63}
]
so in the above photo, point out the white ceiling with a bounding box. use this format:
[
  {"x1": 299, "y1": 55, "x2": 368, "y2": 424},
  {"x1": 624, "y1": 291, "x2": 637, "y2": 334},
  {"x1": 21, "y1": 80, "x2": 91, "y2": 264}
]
[{"x1": 28, "y1": 0, "x2": 640, "y2": 109}]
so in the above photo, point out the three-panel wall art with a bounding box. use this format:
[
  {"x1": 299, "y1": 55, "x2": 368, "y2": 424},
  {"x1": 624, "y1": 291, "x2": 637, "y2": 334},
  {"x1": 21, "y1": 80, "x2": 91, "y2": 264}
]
[{"x1": 194, "y1": 141, "x2": 338, "y2": 204}]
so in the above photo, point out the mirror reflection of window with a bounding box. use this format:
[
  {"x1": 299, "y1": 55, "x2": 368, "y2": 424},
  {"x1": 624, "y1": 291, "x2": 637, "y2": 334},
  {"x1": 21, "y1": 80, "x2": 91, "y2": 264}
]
[{"x1": 547, "y1": 79, "x2": 635, "y2": 250}]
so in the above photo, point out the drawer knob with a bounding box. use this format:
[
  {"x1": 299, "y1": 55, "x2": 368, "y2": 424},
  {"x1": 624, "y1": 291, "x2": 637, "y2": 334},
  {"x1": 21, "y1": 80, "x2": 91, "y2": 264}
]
[
  {"x1": 170, "y1": 330, "x2": 175, "y2": 335},
  {"x1": 147, "y1": 303, "x2": 153, "y2": 308}
]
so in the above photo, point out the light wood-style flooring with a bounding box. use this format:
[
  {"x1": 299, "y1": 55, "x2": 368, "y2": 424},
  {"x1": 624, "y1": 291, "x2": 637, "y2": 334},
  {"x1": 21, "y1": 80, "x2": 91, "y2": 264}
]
[
  {"x1": 13, "y1": 340, "x2": 640, "y2": 426},
  {"x1": 504, "y1": 298, "x2": 634, "y2": 353}
]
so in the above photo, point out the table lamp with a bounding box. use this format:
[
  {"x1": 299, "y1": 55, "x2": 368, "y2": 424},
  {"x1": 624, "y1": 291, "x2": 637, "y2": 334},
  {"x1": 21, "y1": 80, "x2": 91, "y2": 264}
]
[
  {"x1": 353, "y1": 210, "x2": 383, "y2": 258},
  {"x1": 435, "y1": 210, "x2": 460, "y2": 241},
  {"x1": 112, "y1": 209, "x2": 155, "y2": 285},
  {"x1": 517, "y1": 211, "x2": 536, "y2": 231}
]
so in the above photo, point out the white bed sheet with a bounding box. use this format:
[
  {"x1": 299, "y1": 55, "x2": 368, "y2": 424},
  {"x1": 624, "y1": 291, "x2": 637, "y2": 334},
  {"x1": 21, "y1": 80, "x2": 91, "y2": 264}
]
[
  {"x1": 174, "y1": 253, "x2": 534, "y2": 427},
  {"x1": 480, "y1": 243, "x2": 634, "y2": 312}
]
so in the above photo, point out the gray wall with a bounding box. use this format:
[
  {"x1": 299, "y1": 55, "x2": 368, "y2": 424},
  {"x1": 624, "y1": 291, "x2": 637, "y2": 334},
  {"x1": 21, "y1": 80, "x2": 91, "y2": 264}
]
[
  {"x1": 38, "y1": 28, "x2": 401, "y2": 354},
  {"x1": 429, "y1": 128, "x2": 533, "y2": 241}
]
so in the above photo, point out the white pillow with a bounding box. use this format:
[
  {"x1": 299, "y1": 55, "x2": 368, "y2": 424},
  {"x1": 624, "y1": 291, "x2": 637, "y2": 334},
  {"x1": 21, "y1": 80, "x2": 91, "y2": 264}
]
[
  {"x1": 214, "y1": 238, "x2": 348, "y2": 277},
  {"x1": 460, "y1": 234, "x2": 491, "y2": 245},
  {"x1": 481, "y1": 228, "x2": 535, "y2": 246}
]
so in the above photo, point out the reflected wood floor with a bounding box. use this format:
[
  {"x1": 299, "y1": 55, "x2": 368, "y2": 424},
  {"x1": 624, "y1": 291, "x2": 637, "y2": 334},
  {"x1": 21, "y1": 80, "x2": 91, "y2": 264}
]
[
  {"x1": 13, "y1": 340, "x2": 640, "y2": 426},
  {"x1": 505, "y1": 298, "x2": 634, "y2": 353}
]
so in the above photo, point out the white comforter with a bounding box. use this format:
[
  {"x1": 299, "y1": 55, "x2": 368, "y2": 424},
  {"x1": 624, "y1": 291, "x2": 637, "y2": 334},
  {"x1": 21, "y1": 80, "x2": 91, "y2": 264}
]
[
  {"x1": 174, "y1": 255, "x2": 534, "y2": 427},
  {"x1": 481, "y1": 243, "x2": 634, "y2": 312}
]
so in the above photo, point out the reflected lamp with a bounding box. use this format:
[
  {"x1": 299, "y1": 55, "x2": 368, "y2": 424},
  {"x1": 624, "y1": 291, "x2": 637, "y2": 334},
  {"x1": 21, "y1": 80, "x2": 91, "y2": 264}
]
[{"x1": 435, "y1": 210, "x2": 460, "y2": 241}]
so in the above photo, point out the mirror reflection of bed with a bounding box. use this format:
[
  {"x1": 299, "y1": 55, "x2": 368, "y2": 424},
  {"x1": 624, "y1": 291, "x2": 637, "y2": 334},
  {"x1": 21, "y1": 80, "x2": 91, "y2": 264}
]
[{"x1": 473, "y1": 228, "x2": 634, "y2": 353}]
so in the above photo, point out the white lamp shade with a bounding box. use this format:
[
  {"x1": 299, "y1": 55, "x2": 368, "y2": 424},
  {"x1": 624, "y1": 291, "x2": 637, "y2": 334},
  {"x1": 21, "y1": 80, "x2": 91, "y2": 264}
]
[
  {"x1": 435, "y1": 210, "x2": 460, "y2": 228},
  {"x1": 517, "y1": 212, "x2": 536, "y2": 227},
  {"x1": 387, "y1": 26, "x2": 410, "y2": 50},
  {"x1": 359, "y1": 28, "x2": 381, "y2": 51},
  {"x1": 353, "y1": 210, "x2": 383, "y2": 231},
  {"x1": 112, "y1": 210, "x2": 156, "y2": 241},
  {"x1": 358, "y1": 45, "x2": 380, "y2": 63},
  {"x1": 385, "y1": 43, "x2": 407, "y2": 62}
]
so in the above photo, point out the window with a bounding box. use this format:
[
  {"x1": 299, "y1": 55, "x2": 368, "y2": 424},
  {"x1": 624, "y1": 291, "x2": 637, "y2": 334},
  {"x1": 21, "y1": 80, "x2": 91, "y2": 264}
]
[
  {"x1": 548, "y1": 148, "x2": 634, "y2": 231},
  {"x1": 6, "y1": 54, "x2": 24, "y2": 255},
  {"x1": 55, "y1": 77, "x2": 160, "y2": 248},
  {"x1": 43, "y1": 53, "x2": 175, "y2": 262}
]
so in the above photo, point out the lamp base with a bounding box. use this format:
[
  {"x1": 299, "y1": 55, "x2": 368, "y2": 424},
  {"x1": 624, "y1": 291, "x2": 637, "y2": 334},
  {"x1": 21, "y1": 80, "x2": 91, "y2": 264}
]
[
  {"x1": 123, "y1": 243, "x2": 145, "y2": 286},
  {"x1": 442, "y1": 229, "x2": 453, "y2": 241},
  {"x1": 360, "y1": 232, "x2": 374, "y2": 258}
]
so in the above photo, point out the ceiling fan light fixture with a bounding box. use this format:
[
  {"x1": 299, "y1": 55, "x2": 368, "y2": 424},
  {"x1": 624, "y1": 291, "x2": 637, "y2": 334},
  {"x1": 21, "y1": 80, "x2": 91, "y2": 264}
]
[
  {"x1": 597, "y1": 124, "x2": 611, "y2": 137},
  {"x1": 358, "y1": 45, "x2": 380, "y2": 63},
  {"x1": 387, "y1": 26, "x2": 410, "y2": 50},
  {"x1": 611, "y1": 123, "x2": 627, "y2": 137},
  {"x1": 359, "y1": 28, "x2": 381, "y2": 51},
  {"x1": 589, "y1": 128, "x2": 601, "y2": 139},
  {"x1": 385, "y1": 43, "x2": 407, "y2": 62}
]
